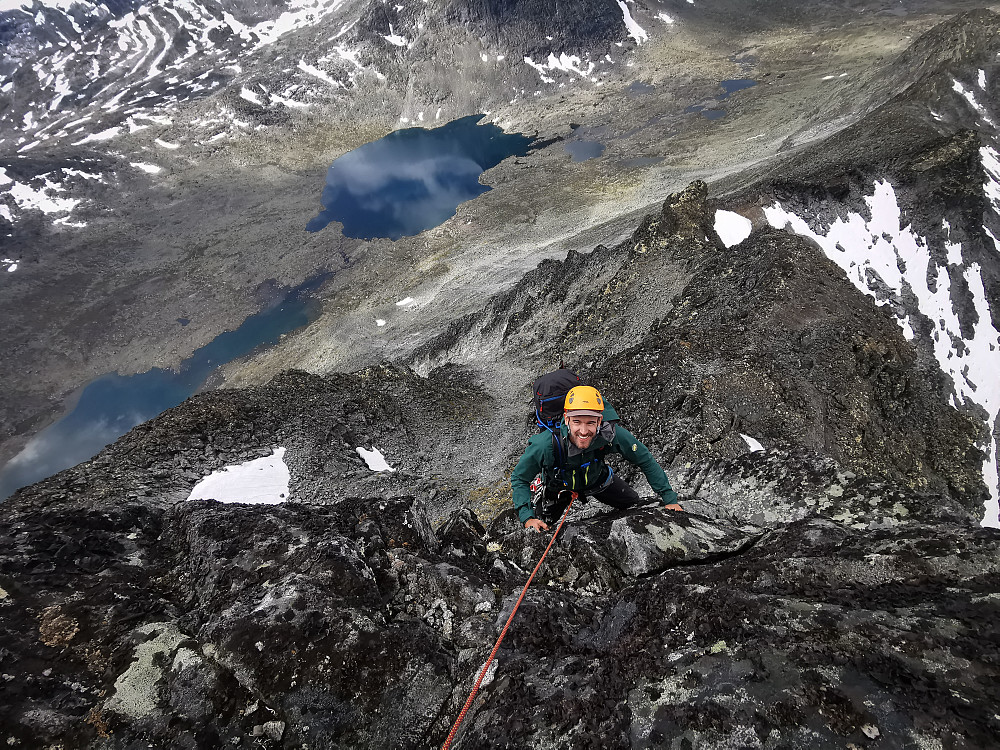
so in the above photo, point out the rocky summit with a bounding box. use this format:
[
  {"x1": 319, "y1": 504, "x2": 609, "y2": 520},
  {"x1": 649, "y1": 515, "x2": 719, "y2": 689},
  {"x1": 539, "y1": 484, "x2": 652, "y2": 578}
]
[{"x1": 3, "y1": 0, "x2": 1000, "y2": 748}]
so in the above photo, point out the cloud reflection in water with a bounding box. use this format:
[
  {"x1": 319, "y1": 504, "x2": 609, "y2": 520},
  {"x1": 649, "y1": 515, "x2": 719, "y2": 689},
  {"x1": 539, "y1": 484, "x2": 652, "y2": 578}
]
[{"x1": 307, "y1": 114, "x2": 535, "y2": 240}]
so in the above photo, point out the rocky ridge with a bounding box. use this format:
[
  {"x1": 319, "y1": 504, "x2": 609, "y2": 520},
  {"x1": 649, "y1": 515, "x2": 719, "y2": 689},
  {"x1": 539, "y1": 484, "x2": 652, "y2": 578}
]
[{"x1": 415, "y1": 181, "x2": 988, "y2": 515}]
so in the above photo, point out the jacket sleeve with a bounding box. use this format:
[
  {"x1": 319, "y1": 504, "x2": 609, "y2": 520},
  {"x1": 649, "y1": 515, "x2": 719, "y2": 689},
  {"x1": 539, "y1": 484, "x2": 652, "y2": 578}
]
[
  {"x1": 511, "y1": 435, "x2": 550, "y2": 524},
  {"x1": 612, "y1": 426, "x2": 679, "y2": 505}
]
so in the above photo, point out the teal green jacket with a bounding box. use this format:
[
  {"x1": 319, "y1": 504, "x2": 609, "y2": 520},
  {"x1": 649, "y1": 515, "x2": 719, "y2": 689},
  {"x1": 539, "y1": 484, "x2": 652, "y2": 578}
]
[{"x1": 511, "y1": 406, "x2": 678, "y2": 523}]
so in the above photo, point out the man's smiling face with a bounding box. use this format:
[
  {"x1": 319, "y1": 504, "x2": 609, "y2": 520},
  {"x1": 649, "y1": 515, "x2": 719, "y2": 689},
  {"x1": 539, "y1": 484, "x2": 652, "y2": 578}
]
[{"x1": 565, "y1": 413, "x2": 601, "y2": 449}]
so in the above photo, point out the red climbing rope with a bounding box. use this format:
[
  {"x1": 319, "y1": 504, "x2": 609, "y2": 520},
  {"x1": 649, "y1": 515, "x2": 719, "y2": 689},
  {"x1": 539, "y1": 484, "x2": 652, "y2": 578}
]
[{"x1": 440, "y1": 497, "x2": 576, "y2": 750}]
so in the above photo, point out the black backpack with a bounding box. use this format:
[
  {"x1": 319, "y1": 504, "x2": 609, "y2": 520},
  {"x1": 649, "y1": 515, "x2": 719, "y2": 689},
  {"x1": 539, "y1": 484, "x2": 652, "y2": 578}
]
[{"x1": 532, "y1": 368, "x2": 582, "y2": 433}]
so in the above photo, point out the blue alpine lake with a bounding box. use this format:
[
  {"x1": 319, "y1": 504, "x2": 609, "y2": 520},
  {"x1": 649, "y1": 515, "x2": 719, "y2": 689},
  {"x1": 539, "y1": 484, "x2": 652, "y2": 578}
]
[
  {"x1": 306, "y1": 114, "x2": 536, "y2": 240},
  {"x1": 0, "y1": 277, "x2": 325, "y2": 500}
]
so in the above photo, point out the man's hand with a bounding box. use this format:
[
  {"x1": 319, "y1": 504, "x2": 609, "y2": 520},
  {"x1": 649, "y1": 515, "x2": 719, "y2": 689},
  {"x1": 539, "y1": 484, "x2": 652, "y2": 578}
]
[
  {"x1": 524, "y1": 518, "x2": 550, "y2": 533},
  {"x1": 663, "y1": 503, "x2": 684, "y2": 512}
]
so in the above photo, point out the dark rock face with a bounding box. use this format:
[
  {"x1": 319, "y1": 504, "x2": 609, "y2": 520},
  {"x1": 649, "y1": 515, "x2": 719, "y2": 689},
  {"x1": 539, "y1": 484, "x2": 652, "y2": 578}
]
[
  {"x1": 1, "y1": 450, "x2": 998, "y2": 748},
  {"x1": 597, "y1": 220, "x2": 988, "y2": 511}
]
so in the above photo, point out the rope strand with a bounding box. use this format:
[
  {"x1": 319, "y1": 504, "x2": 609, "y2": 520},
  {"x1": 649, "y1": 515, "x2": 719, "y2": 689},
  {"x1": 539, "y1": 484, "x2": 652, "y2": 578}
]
[{"x1": 440, "y1": 499, "x2": 575, "y2": 750}]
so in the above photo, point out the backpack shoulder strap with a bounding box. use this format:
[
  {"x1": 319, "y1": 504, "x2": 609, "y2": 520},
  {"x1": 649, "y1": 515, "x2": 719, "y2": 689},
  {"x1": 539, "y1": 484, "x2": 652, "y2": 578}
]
[
  {"x1": 547, "y1": 431, "x2": 566, "y2": 483},
  {"x1": 550, "y1": 431, "x2": 563, "y2": 467}
]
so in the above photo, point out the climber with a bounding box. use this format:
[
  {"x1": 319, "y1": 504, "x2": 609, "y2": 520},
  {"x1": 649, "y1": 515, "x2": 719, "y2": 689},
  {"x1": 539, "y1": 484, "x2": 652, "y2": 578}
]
[{"x1": 511, "y1": 385, "x2": 683, "y2": 532}]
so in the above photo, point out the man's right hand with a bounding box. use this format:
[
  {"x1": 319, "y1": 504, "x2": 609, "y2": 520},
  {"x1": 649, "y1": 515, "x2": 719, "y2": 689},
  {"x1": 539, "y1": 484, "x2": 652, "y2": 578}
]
[{"x1": 524, "y1": 518, "x2": 549, "y2": 533}]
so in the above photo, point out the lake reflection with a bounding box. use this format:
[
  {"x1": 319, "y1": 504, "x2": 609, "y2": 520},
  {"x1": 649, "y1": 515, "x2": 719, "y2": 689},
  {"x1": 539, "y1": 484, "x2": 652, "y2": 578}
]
[{"x1": 306, "y1": 114, "x2": 535, "y2": 240}]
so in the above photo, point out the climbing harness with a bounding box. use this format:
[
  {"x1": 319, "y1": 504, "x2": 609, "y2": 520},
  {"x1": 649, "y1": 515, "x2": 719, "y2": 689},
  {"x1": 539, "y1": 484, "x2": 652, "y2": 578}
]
[{"x1": 440, "y1": 496, "x2": 576, "y2": 750}]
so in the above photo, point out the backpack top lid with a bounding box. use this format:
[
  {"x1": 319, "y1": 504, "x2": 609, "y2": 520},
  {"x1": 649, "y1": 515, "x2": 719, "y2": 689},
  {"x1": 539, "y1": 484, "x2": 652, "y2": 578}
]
[{"x1": 533, "y1": 369, "x2": 581, "y2": 431}]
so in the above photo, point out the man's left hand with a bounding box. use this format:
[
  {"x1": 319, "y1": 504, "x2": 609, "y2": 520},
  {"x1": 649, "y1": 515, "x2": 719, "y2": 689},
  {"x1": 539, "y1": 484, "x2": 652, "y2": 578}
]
[{"x1": 663, "y1": 503, "x2": 683, "y2": 512}]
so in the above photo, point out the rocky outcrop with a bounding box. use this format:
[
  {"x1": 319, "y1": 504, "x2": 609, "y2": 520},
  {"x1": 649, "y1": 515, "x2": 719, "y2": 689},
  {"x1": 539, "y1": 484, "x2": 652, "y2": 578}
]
[{"x1": 1, "y1": 441, "x2": 997, "y2": 748}]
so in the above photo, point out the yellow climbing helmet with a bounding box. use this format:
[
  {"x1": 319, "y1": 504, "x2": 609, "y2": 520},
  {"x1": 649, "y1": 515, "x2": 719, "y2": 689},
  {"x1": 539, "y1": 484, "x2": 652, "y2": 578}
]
[{"x1": 564, "y1": 385, "x2": 604, "y2": 417}]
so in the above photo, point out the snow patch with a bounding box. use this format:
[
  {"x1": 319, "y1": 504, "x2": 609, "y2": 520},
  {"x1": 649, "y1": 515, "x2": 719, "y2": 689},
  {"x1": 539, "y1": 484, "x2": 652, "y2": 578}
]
[
  {"x1": 981, "y1": 145, "x2": 1000, "y2": 213},
  {"x1": 331, "y1": 44, "x2": 365, "y2": 70},
  {"x1": 5, "y1": 175, "x2": 80, "y2": 216},
  {"x1": 356, "y1": 446, "x2": 395, "y2": 472},
  {"x1": 383, "y1": 24, "x2": 407, "y2": 47},
  {"x1": 945, "y1": 241, "x2": 963, "y2": 266},
  {"x1": 740, "y1": 434, "x2": 764, "y2": 452},
  {"x1": 187, "y1": 448, "x2": 290, "y2": 504},
  {"x1": 953, "y1": 79, "x2": 996, "y2": 127},
  {"x1": 72, "y1": 126, "x2": 121, "y2": 145},
  {"x1": 898, "y1": 316, "x2": 915, "y2": 341},
  {"x1": 395, "y1": 297, "x2": 415, "y2": 306},
  {"x1": 524, "y1": 53, "x2": 596, "y2": 82},
  {"x1": 298, "y1": 60, "x2": 342, "y2": 88},
  {"x1": 270, "y1": 91, "x2": 310, "y2": 109},
  {"x1": 617, "y1": 0, "x2": 647, "y2": 44},
  {"x1": 714, "y1": 210, "x2": 752, "y2": 247},
  {"x1": 54, "y1": 217, "x2": 86, "y2": 228},
  {"x1": 240, "y1": 86, "x2": 263, "y2": 106},
  {"x1": 524, "y1": 57, "x2": 555, "y2": 84},
  {"x1": 249, "y1": 0, "x2": 349, "y2": 50},
  {"x1": 131, "y1": 162, "x2": 162, "y2": 174},
  {"x1": 64, "y1": 169, "x2": 101, "y2": 181}
]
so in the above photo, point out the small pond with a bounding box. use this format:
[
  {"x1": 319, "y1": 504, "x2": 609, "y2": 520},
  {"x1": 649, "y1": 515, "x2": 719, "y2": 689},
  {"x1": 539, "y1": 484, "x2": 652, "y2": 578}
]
[
  {"x1": 627, "y1": 81, "x2": 656, "y2": 97},
  {"x1": 686, "y1": 78, "x2": 758, "y2": 119},
  {"x1": 306, "y1": 114, "x2": 536, "y2": 240},
  {"x1": 0, "y1": 277, "x2": 325, "y2": 500},
  {"x1": 565, "y1": 140, "x2": 605, "y2": 162}
]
